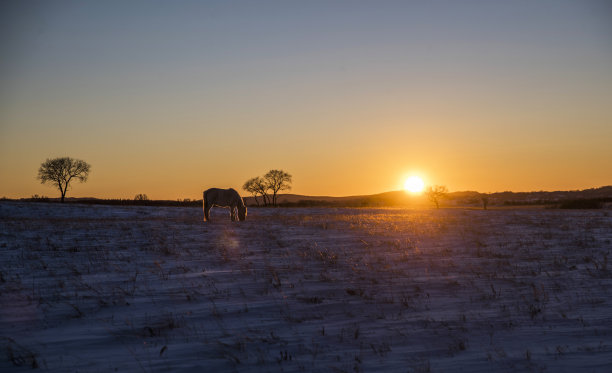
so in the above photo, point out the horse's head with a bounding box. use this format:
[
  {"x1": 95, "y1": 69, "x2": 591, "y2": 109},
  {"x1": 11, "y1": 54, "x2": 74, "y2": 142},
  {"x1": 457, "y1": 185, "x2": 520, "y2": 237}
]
[{"x1": 238, "y1": 205, "x2": 247, "y2": 221}]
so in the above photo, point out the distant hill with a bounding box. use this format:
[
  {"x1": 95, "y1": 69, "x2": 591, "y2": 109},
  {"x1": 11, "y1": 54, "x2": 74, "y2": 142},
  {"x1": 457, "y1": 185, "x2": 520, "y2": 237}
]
[
  {"x1": 245, "y1": 186, "x2": 612, "y2": 208},
  {"x1": 244, "y1": 191, "x2": 426, "y2": 207},
  {"x1": 466, "y1": 186, "x2": 612, "y2": 207}
]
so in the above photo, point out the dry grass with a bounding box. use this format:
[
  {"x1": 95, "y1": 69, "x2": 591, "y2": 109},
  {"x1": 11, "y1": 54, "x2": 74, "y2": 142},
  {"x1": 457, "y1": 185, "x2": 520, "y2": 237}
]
[{"x1": 1, "y1": 202, "x2": 611, "y2": 371}]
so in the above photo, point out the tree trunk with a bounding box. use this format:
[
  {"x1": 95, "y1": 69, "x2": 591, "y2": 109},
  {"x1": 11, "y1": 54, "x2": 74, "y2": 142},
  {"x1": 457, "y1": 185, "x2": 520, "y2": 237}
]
[{"x1": 59, "y1": 182, "x2": 66, "y2": 203}]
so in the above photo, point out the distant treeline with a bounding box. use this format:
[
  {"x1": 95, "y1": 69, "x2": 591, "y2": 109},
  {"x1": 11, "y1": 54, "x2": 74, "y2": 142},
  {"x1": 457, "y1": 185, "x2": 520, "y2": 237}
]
[
  {"x1": 502, "y1": 198, "x2": 612, "y2": 209},
  {"x1": 502, "y1": 200, "x2": 559, "y2": 206},
  {"x1": 8, "y1": 197, "x2": 384, "y2": 208},
  {"x1": 5, "y1": 197, "x2": 203, "y2": 208},
  {"x1": 276, "y1": 199, "x2": 373, "y2": 208},
  {"x1": 78, "y1": 199, "x2": 203, "y2": 207},
  {"x1": 278, "y1": 198, "x2": 612, "y2": 209},
  {"x1": 3, "y1": 195, "x2": 611, "y2": 209},
  {"x1": 557, "y1": 198, "x2": 611, "y2": 209}
]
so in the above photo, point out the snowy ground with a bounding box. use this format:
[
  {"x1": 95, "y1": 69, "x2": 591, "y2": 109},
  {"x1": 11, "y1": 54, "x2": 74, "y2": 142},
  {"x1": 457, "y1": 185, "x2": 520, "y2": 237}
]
[{"x1": 1, "y1": 201, "x2": 612, "y2": 372}]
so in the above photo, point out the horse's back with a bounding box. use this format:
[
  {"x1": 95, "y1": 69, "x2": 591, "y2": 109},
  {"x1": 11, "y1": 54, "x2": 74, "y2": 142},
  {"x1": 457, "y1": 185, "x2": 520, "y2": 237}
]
[
  {"x1": 204, "y1": 188, "x2": 239, "y2": 205},
  {"x1": 205, "y1": 187, "x2": 225, "y2": 196}
]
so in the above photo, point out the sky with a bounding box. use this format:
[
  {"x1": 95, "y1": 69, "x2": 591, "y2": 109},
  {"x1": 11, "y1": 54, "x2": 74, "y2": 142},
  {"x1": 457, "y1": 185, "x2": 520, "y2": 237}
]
[{"x1": 1, "y1": 0, "x2": 611, "y2": 200}]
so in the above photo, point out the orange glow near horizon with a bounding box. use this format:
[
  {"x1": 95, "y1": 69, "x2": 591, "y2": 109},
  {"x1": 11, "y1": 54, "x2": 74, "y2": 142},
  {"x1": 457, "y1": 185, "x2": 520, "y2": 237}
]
[{"x1": 0, "y1": 2, "x2": 611, "y2": 200}]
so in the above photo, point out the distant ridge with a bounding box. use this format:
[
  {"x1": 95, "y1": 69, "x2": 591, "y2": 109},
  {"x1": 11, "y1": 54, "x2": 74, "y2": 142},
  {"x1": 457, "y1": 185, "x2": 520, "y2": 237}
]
[
  {"x1": 6, "y1": 186, "x2": 612, "y2": 208},
  {"x1": 245, "y1": 186, "x2": 612, "y2": 208}
]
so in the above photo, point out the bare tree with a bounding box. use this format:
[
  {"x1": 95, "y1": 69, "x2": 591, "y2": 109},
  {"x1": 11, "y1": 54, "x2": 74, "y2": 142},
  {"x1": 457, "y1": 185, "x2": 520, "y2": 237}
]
[
  {"x1": 264, "y1": 169, "x2": 292, "y2": 206},
  {"x1": 134, "y1": 194, "x2": 149, "y2": 201},
  {"x1": 425, "y1": 185, "x2": 448, "y2": 209},
  {"x1": 243, "y1": 178, "x2": 261, "y2": 206},
  {"x1": 481, "y1": 195, "x2": 489, "y2": 210},
  {"x1": 243, "y1": 177, "x2": 267, "y2": 206},
  {"x1": 37, "y1": 157, "x2": 91, "y2": 202},
  {"x1": 257, "y1": 177, "x2": 272, "y2": 205}
]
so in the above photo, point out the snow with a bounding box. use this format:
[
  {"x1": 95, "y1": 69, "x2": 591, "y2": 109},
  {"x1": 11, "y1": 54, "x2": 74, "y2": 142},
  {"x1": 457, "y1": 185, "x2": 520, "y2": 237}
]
[{"x1": 1, "y1": 202, "x2": 612, "y2": 372}]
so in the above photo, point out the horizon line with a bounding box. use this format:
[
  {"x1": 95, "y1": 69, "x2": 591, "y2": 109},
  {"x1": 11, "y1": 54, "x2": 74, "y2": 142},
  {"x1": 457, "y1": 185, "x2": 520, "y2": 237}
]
[{"x1": 7, "y1": 185, "x2": 611, "y2": 202}]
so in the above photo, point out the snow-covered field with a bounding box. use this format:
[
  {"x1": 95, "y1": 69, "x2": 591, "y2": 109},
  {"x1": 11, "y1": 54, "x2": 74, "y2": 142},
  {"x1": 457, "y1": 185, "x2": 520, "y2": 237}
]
[{"x1": 1, "y1": 202, "x2": 612, "y2": 372}]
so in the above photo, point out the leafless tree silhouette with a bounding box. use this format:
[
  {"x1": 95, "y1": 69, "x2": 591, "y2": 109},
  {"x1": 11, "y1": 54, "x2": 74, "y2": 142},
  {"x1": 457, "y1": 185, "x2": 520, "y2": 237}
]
[
  {"x1": 425, "y1": 185, "x2": 448, "y2": 209},
  {"x1": 264, "y1": 170, "x2": 292, "y2": 206},
  {"x1": 242, "y1": 178, "x2": 259, "y2": 206},
  {"x1": 243, "y1": 176, "x2": 270, "y2": 206},
  {"x1": 37, "y1": 157, "x2": 90, "y2": 202},
  {"x1": 481, "y1": 195, "x2": 489, "y2": 210}
]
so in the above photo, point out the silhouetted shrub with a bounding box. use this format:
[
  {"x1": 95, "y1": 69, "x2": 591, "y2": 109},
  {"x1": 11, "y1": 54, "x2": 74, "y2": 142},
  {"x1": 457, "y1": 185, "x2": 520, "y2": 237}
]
[
  {"x1": 278, "y1": 200, "x2": 335, "y2": 208},
  {"x1": 559, "y1": 199, "x2": 604, "y2": 209}
]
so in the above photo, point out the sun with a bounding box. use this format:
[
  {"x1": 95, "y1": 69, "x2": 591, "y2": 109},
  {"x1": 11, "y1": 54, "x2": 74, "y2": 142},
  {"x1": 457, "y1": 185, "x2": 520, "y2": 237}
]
[{"x1": 404, "y1": 176, "x2": 425, "y2": 193}]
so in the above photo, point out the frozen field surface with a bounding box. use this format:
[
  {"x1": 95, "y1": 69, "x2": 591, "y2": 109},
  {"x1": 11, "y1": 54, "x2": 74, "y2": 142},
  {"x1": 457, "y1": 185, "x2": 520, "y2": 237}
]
[{"x1": 1, "y1": 202, "x2": 612, "y2": 372}]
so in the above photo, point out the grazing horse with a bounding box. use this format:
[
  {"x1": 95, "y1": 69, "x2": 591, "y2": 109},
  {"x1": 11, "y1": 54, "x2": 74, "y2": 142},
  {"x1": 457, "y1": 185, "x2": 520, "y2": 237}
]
[{"x1": 203, "y1": 188, "x2": 247, "y2": 222}]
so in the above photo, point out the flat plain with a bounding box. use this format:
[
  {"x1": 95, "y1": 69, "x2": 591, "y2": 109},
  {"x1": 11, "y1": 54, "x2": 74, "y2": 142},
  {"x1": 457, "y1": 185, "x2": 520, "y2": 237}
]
[{"x1": 1, "y1": 202, "x2": 611, "y2": 372}]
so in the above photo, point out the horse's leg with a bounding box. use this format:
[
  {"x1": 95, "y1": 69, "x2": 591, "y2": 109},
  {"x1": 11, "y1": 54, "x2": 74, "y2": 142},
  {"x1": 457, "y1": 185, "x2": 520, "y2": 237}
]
[
  {"x1": 230, "y1": 207, "x2": 236, "y2": 221},
  {"x1": 204, "y1": 202, "x2": 211, "y2": 222}
]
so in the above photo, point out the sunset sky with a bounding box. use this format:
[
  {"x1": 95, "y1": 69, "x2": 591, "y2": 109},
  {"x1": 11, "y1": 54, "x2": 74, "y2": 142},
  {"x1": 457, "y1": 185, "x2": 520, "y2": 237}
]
[{"x1": 1, "y1": 1, "x2": 611, "y2": 200}]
